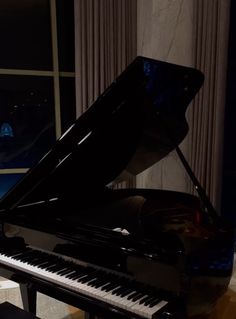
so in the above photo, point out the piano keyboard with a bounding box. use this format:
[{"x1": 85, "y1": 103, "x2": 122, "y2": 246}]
[{"x1": 0, "y1": 246, "x2": 168, "y2": 319}]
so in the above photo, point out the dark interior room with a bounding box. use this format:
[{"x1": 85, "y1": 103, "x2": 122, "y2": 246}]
[{"x1": 0, "y1": 1, "x2": 235, "y2": 319}]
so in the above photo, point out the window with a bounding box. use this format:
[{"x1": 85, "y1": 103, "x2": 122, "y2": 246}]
[{"x1": 0, "y1": 0, "x2": 75, "y2": 198}]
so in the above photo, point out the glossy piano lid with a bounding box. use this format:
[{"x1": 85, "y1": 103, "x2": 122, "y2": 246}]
[{"x1": 0, "y1": 56, "x2": 204, "y2": 210}]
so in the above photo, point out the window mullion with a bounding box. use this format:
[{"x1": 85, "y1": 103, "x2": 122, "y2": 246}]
[{"x1": 50, "y1": 0, "x2": 61, "y2": 139}]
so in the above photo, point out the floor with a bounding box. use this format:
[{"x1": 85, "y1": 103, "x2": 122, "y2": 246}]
[
  {"x1": 191, "y1": 255, "x2": 236, "y2": 319},
  {"x1": 0, "y1": 280, "x2": 77, "y2": 318}
]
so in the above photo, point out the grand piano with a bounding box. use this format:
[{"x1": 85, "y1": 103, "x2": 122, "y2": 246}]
[{"x1": 0, "y1": 56, "x2": 234, "y2": 319}]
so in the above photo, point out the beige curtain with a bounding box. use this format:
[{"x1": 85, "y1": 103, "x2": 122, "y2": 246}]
[
  {"x1": 188, "y1": 0, "x2": 230, "y2": 212},
  {"x1": 74, "y1": 0, "x2": 137, "y2": 187},
  {"x1": 74, "y1": 0, "x2": 137, "y2": 115}
]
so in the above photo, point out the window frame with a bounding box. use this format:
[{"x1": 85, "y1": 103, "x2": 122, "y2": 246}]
[{"x1": 0, "y1": 0, "x2": 75, "y2": 176}]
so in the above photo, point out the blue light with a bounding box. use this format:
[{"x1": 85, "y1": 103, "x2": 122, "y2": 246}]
[{"x1": 0, "y1": 122, "x2": 14, "y2": 137}]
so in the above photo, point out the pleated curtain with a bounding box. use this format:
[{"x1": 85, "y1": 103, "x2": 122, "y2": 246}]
[
  {"x1": 74, "y1": 0, "x2": 137, "y2": 187},
  {"x1": 188, "y1": 0, "x2": 230, "y2": 212},
  {"x1": 74, "y1": 0, "x2": 137, "y2": 115}
]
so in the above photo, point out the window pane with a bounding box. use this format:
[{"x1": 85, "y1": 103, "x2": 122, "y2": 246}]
[
  {"x1": 0, "y1": 174, "x2": 24, "y2": 199},
  {"x1": 0, "y1": 0, "x2": 52, "y2": 70},
  {"x1": 60, "y1": 77, "x2": 76, "y2": 133},
  {"x1": 57, "y1": 0, "x2": 75, "y2": 72},
  {"x1": 0, "y1": 75, "x2": 56, "y2": 168}
]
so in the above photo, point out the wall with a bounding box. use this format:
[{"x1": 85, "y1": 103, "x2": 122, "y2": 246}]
[{"x1": 136, "y1": 0, "x2": 195, "y2": 192}]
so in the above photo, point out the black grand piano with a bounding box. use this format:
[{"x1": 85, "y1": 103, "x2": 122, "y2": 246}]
[{"x1": 0, "y1": 56, "x2": 234, "y2": 319}]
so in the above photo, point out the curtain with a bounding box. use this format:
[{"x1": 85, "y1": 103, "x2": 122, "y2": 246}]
[
  {"x1": 74, "y1": 0, "x2": 137, "y2": 187},
  {"x1": 188, "y1": 0, "x2": 231, "y2": 212},
  {"x1": 74, "y1": 0, "x2": 137, "y2": 115},
  {"x1": 136, "y1": 0, "x2": 195, "y2": 193}
]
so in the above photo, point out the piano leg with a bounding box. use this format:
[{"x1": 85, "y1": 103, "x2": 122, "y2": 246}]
[
  {"x1": 85, "y1": 313, "x2": 95, "y2": 319},
  {"x1": 85, "y1": 312, "x2": 102, "y2": 319},
  {"x1": 20, "y1": 283, "x2": 37, "y2": 315}
]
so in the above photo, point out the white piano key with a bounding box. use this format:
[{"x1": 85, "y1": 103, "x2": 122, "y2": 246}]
[
  {"x1": 0, "y1": 248, "x2": 169, "y2": 319},
  {"x1": 146, "y1": 300, "x2": 168, "y2": 316}
]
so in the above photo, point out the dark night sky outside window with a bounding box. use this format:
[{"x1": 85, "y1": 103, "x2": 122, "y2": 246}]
[{"x1": 0, "y1": 0, "x2": 75, "y2": 198}]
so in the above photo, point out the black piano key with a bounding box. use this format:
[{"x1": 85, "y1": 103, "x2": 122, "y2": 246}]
[
  {"x1": 1, "y1": 250, "x2": 20, "y2": 257},
  {"x1": 127, "y1": 291, "x2": 141, "y2": 300},
  {"x1": 102, "y1": 282, "x2": 120, "y2": 292},
  {"x1": 144, "y1": 296, "x2": 156, "y2": 306},
  {"x1": 92, "y1": 279, "x2": 109, "y2": 288},
  {"x1": 68, "y1": 271, "x2": 86, "y2": 279},
  {"x1": 118, "y1": 285, "x2": 131, "y2": 294},
  {"x1": 88, "y1": 278, "x2": 102, "y2": 287},
  {"x1": 66, "y1": 273, "x2": 78, "y2": 279},
  {"x1": 139, "y1": 295, "x2": 153, "y2": 304},
  {"x1": 40, "y1": 262, "x2": 58, "y2": 270},
  {"x1": 17, "y1": 251, "x2": 33, "y2": 259},
  {"x1": 100, "y1": 282, "x2": 113, "y2": 290},
  {"x1": 57, "y1": 268, "x2": 73, "y2": 276},
  {"x1": 128, "y1": 291, "x2": 145, "y2": 301},
  {"x1": 79, "y1": 271, "x2": 99, "y2": 283},
  {"x1": 55, "y1": 261, "x2": 69, "y2": 268},
  {"x1": 111, "y1": 286, "x2": 124, "y2": 295},
  {"x1": 25, "y1": 254, "x2": 46, "y2": 263},
  {"x1": 29, "y1": 258, "x2": 49, "y2": 266},
  {"x1": 90, "y1": 271, "x2": 111, "y2": 286},
  {"x1": 112, "y1": 287, "x2": 124, "y2": 295},
  {"x1": 46, "y1": 263, "x2": 66, "y2": 272},
  {"x1": 64, "y1": 270, "x2": 77, "y2": 278},
  {"x1": 115, "y1": 286, "x2": 131, "y2": 296},
  {"x1": 149, "y1": 298, "x2": 161, "y2": 308},
  {"x1": 76, "y1": 272, "x2": 94, "y2": 282},
  {"x1": 75, "y1": 274, "x2": 90, "y2": 281},
  {"x1": 120, "y1": 288, "x2": 135, "y2": 297},
  {"x1": 86, "y1": 278, "x2": 99, "y2": 286},
  {"x1": 54, "y1": 267, "x2": 69, "y2": 274},
  {"x1": 131, "y1": 293, "x2": 145, "y2": 302},
  {"x1": 11, "y1": 251, "x2": 32, "y2": 260},
  {"x1": 58, "y1": 265, "x2": 73, "y2": 273},
  {"x1": 73, "y1": 267, "x2": 94, "y2": 278},
  {"x1": 37, "y1": 261, "x2": 55, "y2": 268}
]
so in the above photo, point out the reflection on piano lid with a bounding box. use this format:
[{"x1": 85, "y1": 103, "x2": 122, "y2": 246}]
[{"x1": 0, "y1": 56, "x2": 234, "y2": 319}]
